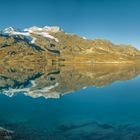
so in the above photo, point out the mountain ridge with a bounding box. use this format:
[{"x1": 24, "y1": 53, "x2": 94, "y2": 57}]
[{"x1": 0, "y1": 26, "x2": 140, "y2": 64}]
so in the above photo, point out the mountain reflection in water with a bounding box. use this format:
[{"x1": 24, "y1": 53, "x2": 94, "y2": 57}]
[
  {"x1": 0, "y1": 63, "x2": 140, "y2": 139},
  {"x1": 0, "y1": 63, "x2": 140, "y2": 99}
]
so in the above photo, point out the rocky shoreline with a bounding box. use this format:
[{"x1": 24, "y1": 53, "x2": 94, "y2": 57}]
[{"x1": 0, "y1": 127, "x2": 14, "y2": 140}]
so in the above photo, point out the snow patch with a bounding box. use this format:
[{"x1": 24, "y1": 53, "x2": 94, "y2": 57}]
[
  {"x1": 1, "y1": 82, "x2": 60, "y2": 99},
  {"x1": 24, "y1": 26, "x2": 61, "y2": 33},
  {"x1": 82, "y1": 37, "x2": 87, "y2": 39},
  {"x1": 37, "y1": 32, "x2": 59, "y2": 42},
  {"x1": 2, "y1": 26, "x2": 59, "y2": 44},
  {"x1": 31, "y1": 37, "x2": 37, "y2": 44}
]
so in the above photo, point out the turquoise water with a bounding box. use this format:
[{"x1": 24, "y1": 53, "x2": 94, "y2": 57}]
[{"x1": 0, "y1": 69, "x2": 140, "y2": 139}]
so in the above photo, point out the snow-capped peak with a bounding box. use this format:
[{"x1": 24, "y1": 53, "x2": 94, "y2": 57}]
[
  {"x1": 3, "y1": 27, "x2": 15, "y2": 33},
  {"x1": 2, "y1": 25, "x2": 59, "y2": 43},
  {"x1": 24, "y1": 26, "x2": 43, "y2": 33},
  {"x1": 43, "y1": 26, "x2": 61, "y2": 32},
  {"x1": 24, "y1": 26, "x2": 61, "y2": 33}
]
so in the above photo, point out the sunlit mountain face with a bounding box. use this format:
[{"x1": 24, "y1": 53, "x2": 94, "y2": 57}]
[
  {"x1": 0, "y1": 26, "x2": 140, "y2": 65},
  {"x1": 0, "y1": 26, "x2": 140, "y2": 140}
]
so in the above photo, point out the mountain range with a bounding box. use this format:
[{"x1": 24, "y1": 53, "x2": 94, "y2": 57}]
[{"x1": 0, "y1": 26, "x2": 140, "y2": 64}]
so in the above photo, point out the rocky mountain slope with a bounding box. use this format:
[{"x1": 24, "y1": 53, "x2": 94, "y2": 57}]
[{"x1": 0, "y1": 26, "x2": 140, "y2": 64}]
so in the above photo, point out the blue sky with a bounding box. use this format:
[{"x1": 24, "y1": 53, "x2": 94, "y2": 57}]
[{"x1": 0, "y1": 0, "x2": 140, "y2": 49}]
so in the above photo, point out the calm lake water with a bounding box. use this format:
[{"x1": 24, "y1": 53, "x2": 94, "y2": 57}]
[{"x1": 0, "y1": 64, "x2": 140, "y2": 140}]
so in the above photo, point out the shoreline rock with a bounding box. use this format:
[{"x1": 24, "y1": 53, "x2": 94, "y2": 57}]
[{"x1": 0, "y1": 127, "x2": 14, "y2": 140}]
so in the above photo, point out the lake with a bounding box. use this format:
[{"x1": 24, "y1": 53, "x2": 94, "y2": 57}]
[{"x1": 0, "y1": 63, "x2": 140, "y2": 140}]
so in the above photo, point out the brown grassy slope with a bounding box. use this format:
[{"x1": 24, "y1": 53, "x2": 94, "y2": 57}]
[{"x1": 0, "y1": 32, "x2": 140, "y2": 63}]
